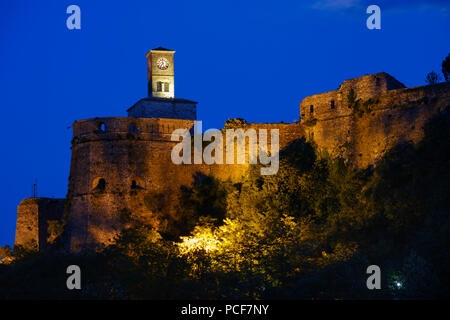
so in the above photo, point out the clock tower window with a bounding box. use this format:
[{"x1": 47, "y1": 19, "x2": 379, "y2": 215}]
[{"x1": 157, "y1": 81, "x2": 170, "y2": 93}]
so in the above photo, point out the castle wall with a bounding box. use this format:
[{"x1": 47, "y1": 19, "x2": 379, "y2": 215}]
[
  {"x1": 67, "y1": 118, "x2": 304, "y2": 250},
  {"x1": 68, "y1": 117, "x2": 195, "y2": 250},
  {"x1": 16, "y1": 71, "x2": 449, "y2": 252},
  {"x1": 15, "y1": 198, "x2": 65, "y2": 251},
  {"x1": 338, "y1": 72, "x2": 405, "y2": 100},
  {"x1": 207, "y1": 123, "x2": 305, "y2": 181},
  {"x1": 300, "y1": 78, "x2": 450, "y2": 168},
  {"x1": 66, "y1": 77, "x2": 450, "y2": 250},
  {"x1": 300, "y1": 72, "x2": 406, "y2": 122}
]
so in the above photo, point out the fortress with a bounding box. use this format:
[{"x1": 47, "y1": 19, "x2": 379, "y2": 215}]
[{"x1": 15, "y1": 47, "x2": 450, "y2": 252}]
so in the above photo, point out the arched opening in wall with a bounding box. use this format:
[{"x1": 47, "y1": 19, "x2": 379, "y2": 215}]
[
  {"x1": 375, "y1": 77, "x2": 380, "y2": 86},
  {"x1": 310, "y1": 105, "x2": 314, "y2": 113},
  {"x1": 129, "y1": 123, "x2": 140, "y2": 133},
  {"x1": 130, "y1": 177, "x2": 145, "y2": 190},
  {"x1": 96, "y1": 122, "x2": 106, "y2": 133},
  {"x1": 331, "y1": 100, "x2": 335, "y2": 109},
  {"x1": 92, "y1": 177, "x2": 106, "y2": 192}
]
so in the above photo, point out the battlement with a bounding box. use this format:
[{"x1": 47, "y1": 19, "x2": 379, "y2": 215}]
[
  {"x1": 300, "y1": 73, "x2": 449, "y2": 122},
  {"x1": 72, "y1": 117, "x2": 196, "y2": 144},
  {"x1": 338, "y1": 72, "x2": 405, "y2": 98},
  {"x1": 298, "y1": 75, "x2": 450, "y2": 168}
]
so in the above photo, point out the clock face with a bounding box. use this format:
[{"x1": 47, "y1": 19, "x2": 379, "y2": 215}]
[{"x1": 156, "y1": 57, "x2": 169, "y2": 70}]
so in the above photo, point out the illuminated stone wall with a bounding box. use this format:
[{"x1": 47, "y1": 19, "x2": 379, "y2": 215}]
[
  {"x1": 300, "y1": 74, "x2": 450, "y2": 167},
  {"x1": 15, "y1": 198, "x2": 65, "y2": 251},
  {"x1": 15, "y1": 73, "x2": 450, "y2": 251},
  {"x1": 66, "y1": 118, "x2": 304, "y2": 251}
]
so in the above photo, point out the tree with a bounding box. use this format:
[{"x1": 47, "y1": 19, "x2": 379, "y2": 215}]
[
  {"x1": 224, "y1": 118, "x2": 248, "y2": 129},
  {"x1": 425, "y1": 71, "x2": 442, "y2": 85},
  {"x1": 0, "y1": 245, "x2": 12, "y2": 259},
  {"x1": 443, "y1": 53, "x2": 450, "y2": 82},
  {"x1": 176, "y1": 173, "x2": 230, "y2": 236}
]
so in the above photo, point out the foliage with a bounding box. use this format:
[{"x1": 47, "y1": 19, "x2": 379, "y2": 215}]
[
  {"x1": 442, "y1": 53, "x2": 450, "y2": 82},
  {"x1": 347, "y1": 87, "x2": 370, "y2": 117},
  {"x1": 224, "y1": 118, "x2": 248, "y2": 129},
  {"x1": 144, "y1": 192, "x2": 169, "y2": 213},
  {"x1": 176, "y1": 173, "x2": 230, "y2": 234},
  {"x1": 347, "y1": 88, "x2": 357, "y2": 107},
  {"x1": 303, "y1": 118, "x2": 317, "y2": 127},
  {"x1": 46, "y1": 198, "x2": 71, "y2": 246},
  {"x1": 0, "y1": 245, "x2": 12, "y2": 259},
  {"x1": 352, "y1": 97, "x2": 379, "y2": 117},
  {"x1": 47, "y1": 220, "x2": 65, "y2": 244},
  {"x1": 425, "y1": 71, "x2": 442, "y2": 85}
]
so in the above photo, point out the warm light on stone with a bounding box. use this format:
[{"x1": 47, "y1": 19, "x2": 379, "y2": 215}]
[{"x1": 14, "y1": 48, "x2": 450, "y2": 253}]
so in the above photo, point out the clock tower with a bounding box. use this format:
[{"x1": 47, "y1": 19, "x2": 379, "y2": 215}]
[
  {"x1": 147, "y1": 47, "x2": 175, "y2": 99},
  {"x1": 127, "y1": 47, "x2": 197, "y2": 120}
]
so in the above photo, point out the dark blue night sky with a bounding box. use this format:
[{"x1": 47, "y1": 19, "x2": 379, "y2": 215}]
[{"x1": 1, "y1": 0, "x2": 449, "y2": 246}]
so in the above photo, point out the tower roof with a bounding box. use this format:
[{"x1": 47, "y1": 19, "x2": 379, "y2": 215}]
[
  {"x1": 150, "y1": 46, "x2": 174, "y2": 51},
  {"x1": 127, "y1": 97, "x2": 197, "y2": 113}
]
